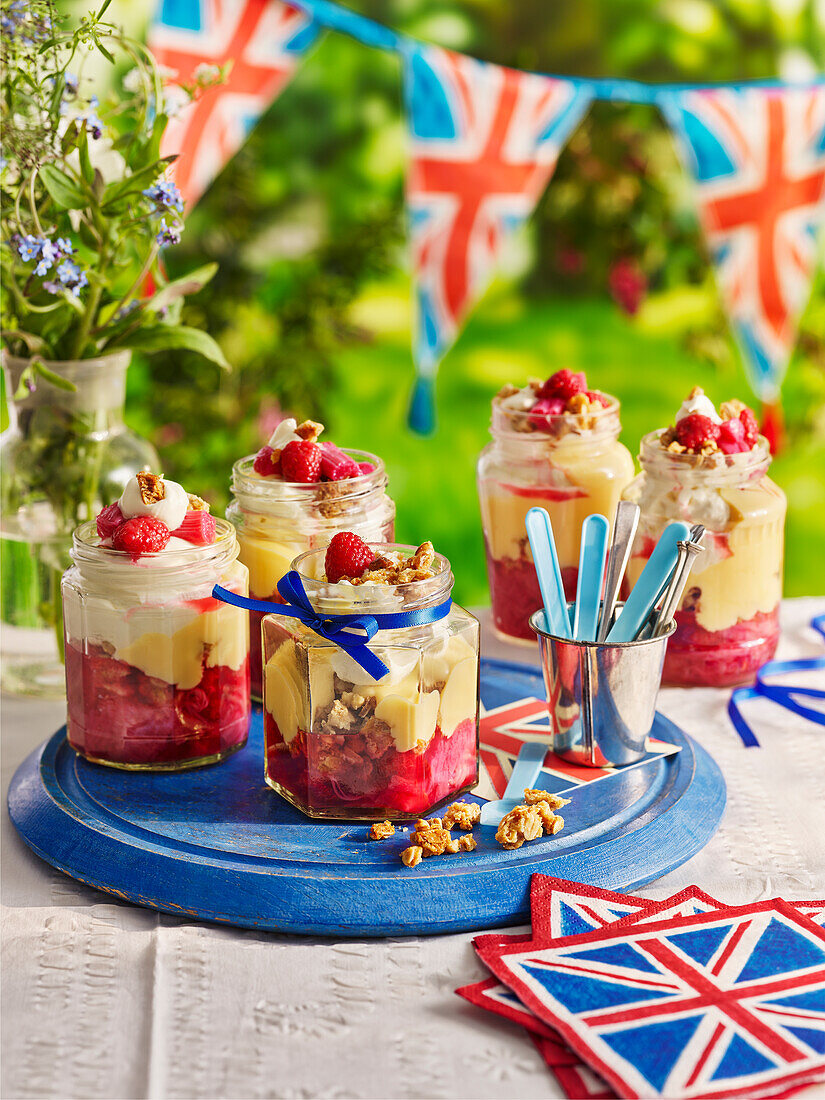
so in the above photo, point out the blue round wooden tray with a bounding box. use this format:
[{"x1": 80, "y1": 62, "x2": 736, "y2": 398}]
[{"x1": 8, "y1": 659, "x2": 725, "y2": 937}]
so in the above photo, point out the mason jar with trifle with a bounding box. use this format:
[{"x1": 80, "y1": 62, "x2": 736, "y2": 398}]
[
  {"x1": 62, "y1": 473, "x2": 250, "y2": 769},
  {"x1": 261, "y1": 535, "x2": 479, "y2": 820},
  {"x1": 622, "y1": 388, "x2": 786, "y2": 687},
  {"x1": 227, "y1": 418, "x2": 395, "y2": 698},
  {"x1": 477, "y1": 370, "x2": 634, "y2": 643}
]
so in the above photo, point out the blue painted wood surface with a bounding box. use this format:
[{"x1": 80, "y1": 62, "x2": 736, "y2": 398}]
[{"x1": 7, "y1": 659, "x2": 726, "y2": 936}]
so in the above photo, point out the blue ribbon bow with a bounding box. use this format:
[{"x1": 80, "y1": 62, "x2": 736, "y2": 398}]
[
  {"x1": 212, "y1": 570, "x2": 452, "y2": 681},
  {"x1": 728, "y1": 614, "x2": 825, "y2": 747}
]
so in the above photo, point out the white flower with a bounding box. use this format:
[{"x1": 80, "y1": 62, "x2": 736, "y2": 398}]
[
  {"x1": 163, "y1": 85, "x2": 191, "y2": 119},
  {"x1": 122, "y1": 67, "x2": 142, "y2": 93},
  {"x1": 193, "y1": 62, "x2": 220, "y2": 85}
]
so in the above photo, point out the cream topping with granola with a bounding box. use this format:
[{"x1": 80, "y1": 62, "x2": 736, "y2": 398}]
[{"x1": 625, "y1": 389, "x2": 785, "y2": 633}]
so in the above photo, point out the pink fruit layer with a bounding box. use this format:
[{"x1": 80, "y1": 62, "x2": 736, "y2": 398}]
[
  {"x1": 265, "y1": 714, "x2": 478, "y2": 818},
  {"x1": 65, "y1": 642, "x2": 250, "y2": 766}
]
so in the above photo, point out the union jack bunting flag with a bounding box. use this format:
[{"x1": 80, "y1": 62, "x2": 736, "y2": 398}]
[
  {"x1": 485, "y1": 899, "x2": 825, "y2": 1099},
  {"x1": 663, "y1": 87, "x2": 825, "y2": 402},
  {"x1": 476, "y1": 695, "x2": 678, "y2": 802},
  {"x1": 149, "y1": 0, "x2": 319, "y2": 206},
  {"x1": 403, "y1": 44, "x2": 592, "y2": 428}
]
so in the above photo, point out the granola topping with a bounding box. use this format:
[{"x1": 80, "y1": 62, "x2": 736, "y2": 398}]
[
  {"x1": 495, "y1": 789, "x2": 569, "y2": 849},
  {"x1": 442, "y1": 801, "x2": 481, "y2": 831},
  {"x1": 136, "y1": 471, "x2": 165, "y2": 504},
  {"x1": 401, "y1": 845, "x2": 423, "y2": 867},
  {"x1": 369, "y1": 820, "x2": 395, "y2": 841}
]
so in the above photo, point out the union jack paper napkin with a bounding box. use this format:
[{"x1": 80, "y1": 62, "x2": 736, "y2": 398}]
[{"x1": 457, "y1": 876, "x2": 825, "y2": 1099}]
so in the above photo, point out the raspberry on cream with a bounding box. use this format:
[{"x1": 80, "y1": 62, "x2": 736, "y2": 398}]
[
  {"x1": 623, "y1": 388, "x2": 785, "y2": 687},
  {"x1": 102, "y1": 473, "x2": 217, "y2": 558},
  {"x1": 478, "y1": 369, "x2": 633, "y2": 641}
]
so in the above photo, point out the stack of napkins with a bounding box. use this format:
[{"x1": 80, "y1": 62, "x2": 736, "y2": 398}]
[{"x1": 457, "y1": 876, "x2": 825, "y2": 1099}]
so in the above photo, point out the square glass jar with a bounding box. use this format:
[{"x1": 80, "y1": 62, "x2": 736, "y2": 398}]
[{"x1": 262, "y1": 544, "x2": 479, "y2": 819}]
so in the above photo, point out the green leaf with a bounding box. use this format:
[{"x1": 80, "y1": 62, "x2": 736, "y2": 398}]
[
  {"x1": 92, "y1": 168, "x2": 105, "y2": 201},
  {"x1": 148, "y1": 264, "x2": 218, "y2": 311},
  {"x1": 146, "y1": 113, "x2": 168, "y2": 165},
  {"x1": 60, "y1": 120, "x2": 79, "y2": 155},
  {"x1": 1, "y1": 329, "x2": 46, "y2": 354},
  {"x1": 78, "y1": 129, "x2": 94, "y2": 185},
  {"x1": 93, "y1": 34, "x2": 116, "y2": 65},
  {"x1": 34, "y1": 361, "x2": 78, "y2": 392},
  {"x1": 119, "y1": 324, "x2": 230, "y2": 369},
  {"x1": 39, "y1": 165, "x2": 86, "y2": 210}
]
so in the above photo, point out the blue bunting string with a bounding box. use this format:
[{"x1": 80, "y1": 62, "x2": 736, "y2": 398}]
[
  {"x1": 213, "y1": 570, "x2": 452, "y2": 680},
  {"x1": 287, "y1": 0, "x2": 825, "y2": 97},
  {"x1": 727, "y1": 615, "x2": 825, "y2": 747}
]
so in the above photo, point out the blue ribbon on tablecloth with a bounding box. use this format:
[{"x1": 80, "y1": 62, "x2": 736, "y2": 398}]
[
  {"x1": 212, "y1": 570, "x2": 451, "y2": 681},
  {"x1": 727, "y1": 614, "x2": 825, "y2": 747}
]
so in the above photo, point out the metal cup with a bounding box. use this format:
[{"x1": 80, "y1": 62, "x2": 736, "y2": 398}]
[{"x1": 529, "y1": 603, "x2": 675, "y2": 767}]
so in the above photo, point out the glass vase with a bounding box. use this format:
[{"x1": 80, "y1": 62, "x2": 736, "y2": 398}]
[{"x1": 0, "y1": 351, "x2": 160, "y2": 698}]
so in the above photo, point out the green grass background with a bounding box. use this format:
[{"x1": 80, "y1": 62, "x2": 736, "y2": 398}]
[{"x1": 319, "y1": 276, "x2": 825, "y2": 607}]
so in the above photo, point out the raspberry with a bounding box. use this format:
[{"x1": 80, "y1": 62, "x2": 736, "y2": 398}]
[
  {"x1": 674, "y1": 413, "x2": 720, "y2": 452},
  {"x1": 358, "y1": 462, "x2": 376, "y2": 476},
  {"x1": 96, "y1": 502, "x2": 124, "y2": 540},
  {"x1": 586, "y1": 390, "x2": 610, "y2": 408},
  {"x1": 739, "y1": 407, "x2": 759, "y2": 447},
  {"x1": 253, "y1": 446, "x2": 281, "y2": 477},
  {"x1": 528, "y1": 396, "x2": 566, "y2": 430},
  {"x1": 717, "y1": 416, "x2": 748, "y2": 455},
  {"x1": 539, "y1": 370, "x2": 586, "y2": 400},
  {"x1": 320, "y1": 442, "x2": 361, "y2": 481},
  {"x1": 280, "y1": 440, "x2": 322, "y2": 483},
  {"x1": 112, "y1": 516, "x2": 170, "y2": 557},
  {"x1": 325, "y1": 531, "x2": 374, "y2": 584},
  {"x1": 176, "y1": 510, "x2": 217, "y2": 545}
]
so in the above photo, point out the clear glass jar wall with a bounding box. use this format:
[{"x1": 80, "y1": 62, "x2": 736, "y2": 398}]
[
  {"x1": 262, "y1": 544, "x2": 479, "y2": 820},
  {"x1": 227, "y1": 452, "x2": 395, "y2": 698},
  {"x1": 477, "y1": 397, "x2": 634, "y2": 643},
  {"x1": 1, "y1": 352, "x2": 159, "y2": 698},
  {"x1": 623, "y1": 433, "x2": 786, "y2": 687},
  {"x1": 62, "y1": 518, "x2": 251, "y2": 769}
]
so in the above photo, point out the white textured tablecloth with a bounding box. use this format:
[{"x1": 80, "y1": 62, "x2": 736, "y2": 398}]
[{"x1": 3, "y1": 597, "x2": 825, "y2": 1100}]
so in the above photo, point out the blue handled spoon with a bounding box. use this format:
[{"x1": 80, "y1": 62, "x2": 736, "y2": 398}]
[
  {"x1": 606, "y1": 521, "x2": 691, "y2": 643},
  {"x1": 573, "y1": 514, "x2": 609, "y2": 642},
  {"x1": 526, "y1": 507, "x2": 571, "y2": 639},
  {"x1": 480, "y1": 741, "x2": 549, "y2": 826}
]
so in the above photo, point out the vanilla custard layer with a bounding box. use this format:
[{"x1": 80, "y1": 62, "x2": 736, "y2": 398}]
[
  {"x1": 480, "y1": 439, "x2": 634, "y2": 565},
  {"x1": 64, "y1": 561, "x2": 249, "y2": 690},
  {"x1": 626, "y1": 480, "x2": 785, "y2": 634},
  {"x1": 265, "y1": 629, "x2": 477, "y2": 753},
  {"x1": 237, "y1": 508, "x2": 392, "y2": 599}
]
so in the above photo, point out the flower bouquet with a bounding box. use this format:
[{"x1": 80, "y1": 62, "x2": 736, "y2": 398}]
[{"x1": 0, "y1": 0, "x2": 228, "y2": 696}]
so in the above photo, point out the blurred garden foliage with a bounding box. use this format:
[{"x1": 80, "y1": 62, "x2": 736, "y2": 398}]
[{"x1": 38, "y1": 0, "x2": 825, "y2": 600}]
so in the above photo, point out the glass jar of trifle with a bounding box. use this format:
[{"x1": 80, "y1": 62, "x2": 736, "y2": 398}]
[
  {"x1": 227, "y1": 418, "x2": 395, "y2": 699},
  {"x1": 477, "y1": 370, "x2": 634, "y2": 642},
  {"x1": 262, "y1": 533, "x2": 479, "y2": 819},
  {"x1": 62, "y1": 473, "x2": 251, "y2": 769},
  {"x1": 623, "y1": 389, "x2": 786, "y2": 687}
]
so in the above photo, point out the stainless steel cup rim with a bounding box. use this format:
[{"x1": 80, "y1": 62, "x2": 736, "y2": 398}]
[{"x1": 529, "y1": 604, "x2": 676, "y2": 649}]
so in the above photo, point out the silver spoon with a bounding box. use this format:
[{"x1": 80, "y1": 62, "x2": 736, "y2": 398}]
[
  {"x1": 653, "y1": 532, "x2": 705, "y2": 637},
  {"x1": 596, "y1": 500, "x2": 640, "y2": 642}
]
